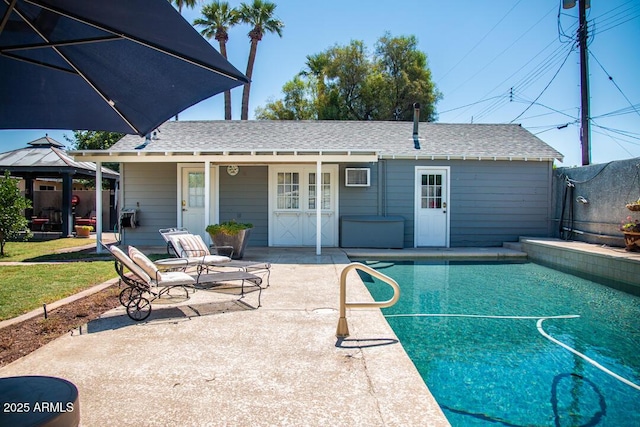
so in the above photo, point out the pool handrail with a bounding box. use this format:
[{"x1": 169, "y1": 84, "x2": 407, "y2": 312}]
[{"x1": 336, "y1": 262, "x2": 400, "y2": 338}]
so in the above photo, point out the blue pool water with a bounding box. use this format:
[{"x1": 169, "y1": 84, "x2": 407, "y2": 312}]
[{"x1": 358, "y1": 260, "x2": 640, "y2": 426}]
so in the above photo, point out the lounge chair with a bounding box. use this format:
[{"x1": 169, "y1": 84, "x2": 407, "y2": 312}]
[
  {"x1": 128, "y1": 245, "x2": 264, "y2": 309},
  {"x1": 106, "y1": 244, "x2": 264, "y2": 321},
  {"x1": 104, "y1": 244, "x2": 195, "y2": 321},
  {"x1": 158, "y1": 228, "x2": 271, "y2": 287}
]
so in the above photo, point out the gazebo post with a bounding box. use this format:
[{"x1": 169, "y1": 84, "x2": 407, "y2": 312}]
[
  {"x1": 24, "y1": 174, "x2": 34, "y2": 220},
  {"x1": 95, "y1": 162, "x2": 103, "y2": 254},
  {"x1": 62, "y1": 173, "x2": 73, "y2": 237}
]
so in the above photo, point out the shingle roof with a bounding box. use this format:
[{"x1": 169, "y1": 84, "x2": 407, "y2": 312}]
[
  {"x1": 111, "y1": 120, "x2": 563, "y2": 161},
  {"x1": 0, "y1": 136, "x2": 119, "y2": 178}
]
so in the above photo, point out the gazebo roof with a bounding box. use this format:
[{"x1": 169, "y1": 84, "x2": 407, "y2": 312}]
[{"x1": 0, "y1": 135, "x2": 119, "y2": 180}]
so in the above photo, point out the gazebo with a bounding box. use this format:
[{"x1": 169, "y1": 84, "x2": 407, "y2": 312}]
[{"x1": 0, "y1": 136, "x2": 119, "y2": 236}]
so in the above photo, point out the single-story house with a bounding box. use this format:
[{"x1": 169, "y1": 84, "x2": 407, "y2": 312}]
[{"x1": 72, "y1": 120, "x2": 563, "y2": 252}]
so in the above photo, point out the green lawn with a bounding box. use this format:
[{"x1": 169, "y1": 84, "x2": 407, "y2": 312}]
[
  {"x1": 1, "y1": 238, "x2": 109, "y2": 262},
  {"x1": 0, "y1": 238, "x2": 118, "y2": 320}
]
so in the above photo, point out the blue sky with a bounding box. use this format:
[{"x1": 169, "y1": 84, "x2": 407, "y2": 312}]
[{"x1": 1, "y1": 0, "x2": 638, "y2": 167}]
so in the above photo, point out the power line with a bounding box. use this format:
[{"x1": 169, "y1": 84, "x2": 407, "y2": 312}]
[
  {"x1": 445, "y1": 4, "x2": 557, "y2": 99},
  {"x1": 459, "y1": 38, "x2": 574, "y2": 121},
  {"x1": 436, "y1": 0, "x2": 525, "y2": 84},
  {"x1": 590, "y1": 3, "x2": 640, "y2": 35},
  {"x1": 509, "y1": 46, "x2": 574, "y2": 123},
  {"x1": 589, "y1": 51, "x2": 640, "y2": 119},
  {"x1": 592, "y1": 104, "x2": 640, "y2": 119},
  {"x1": 437, "y1": 96, "x2": 503, "y2": 115}
]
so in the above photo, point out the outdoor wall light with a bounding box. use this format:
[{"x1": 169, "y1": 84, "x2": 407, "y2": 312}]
[{"x1": 576, "y1": 196, "x2": 589, "y2": 204}]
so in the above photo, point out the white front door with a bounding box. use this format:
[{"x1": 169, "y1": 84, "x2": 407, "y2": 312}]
[
  {"x1": 270, "y1": 165, "x2": 338, "y2": 246},
  {"x1": 415, "y1": 167, "x2": 450, "y2": 247},
  {"x1": 180, "y1": 166, "x2": 216, "y2": 240}
]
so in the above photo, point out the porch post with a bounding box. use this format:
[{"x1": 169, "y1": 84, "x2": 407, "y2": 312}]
[
  {"x1": 95, "y1": 162, "x2": 103, "y2": 253},
  {"x1": 316, "y1": 160, "x2": 322, "y2": 255},
  {"x1": 204, "y1": 160, "x2": 211, "y2": 242}
]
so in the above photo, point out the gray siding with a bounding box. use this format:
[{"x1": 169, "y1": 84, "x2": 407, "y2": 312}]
[
  {"x1": 121, "y1": 159, "x2": 553, "y2": 249},
  {"x1": 448, "y1": 160, "x2": 552, "y2": 246},
  {"x1": 121, "y1": 162, "x2": 177, "y2": 247},
  {"x1": 339, "y1": 163, "x2": 380, "y2": 215},
  {"x1": 340, "y1": 159, "x2": 553, "y2": 247},
  {"x1": 218, "y1": 166, "x2": 269, "y2": 246}
]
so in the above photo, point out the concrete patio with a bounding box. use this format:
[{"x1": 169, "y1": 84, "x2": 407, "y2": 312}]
[{"x1": 0, "y1": 247, "x2": 451, "y2": 426}]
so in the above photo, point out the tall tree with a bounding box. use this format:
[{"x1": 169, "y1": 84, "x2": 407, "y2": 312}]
[
  {"x1": 195, "y1": 1, "x2": 239, "y2": 120},
  {"x1": 66, "y1": 131, "x2": 123, "y2": 174},
  {"x1": 238, "y1": 0, "x2": 284, "y2": 120},
  {"x1": 256, "y1": 34, "x2": 441, "y2": 122},
  {"x1": 169, "y1": 0, "x2": 198, "y2": 14},
  {"x1": 169, "y1": 0, "x2": 199, "y2": 120},
  {"x1": 375, "y1": 33, "x2": 440, "y2": 121},
  {"x1": 255, "y1": 76, "x2": 315, "y2": 120}
]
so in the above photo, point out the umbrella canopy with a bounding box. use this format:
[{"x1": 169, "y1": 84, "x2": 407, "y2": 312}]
[{"x1": 0, "y1": 0, "x2": 248, "y2": 136}]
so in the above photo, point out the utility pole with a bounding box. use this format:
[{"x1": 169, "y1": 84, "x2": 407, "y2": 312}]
[
  {"x1": 564, "y1": 0, "x2": 591, "y2": 165},
  {"x1": 578, "y1": 0, "x2": 591, "y2": 165}
]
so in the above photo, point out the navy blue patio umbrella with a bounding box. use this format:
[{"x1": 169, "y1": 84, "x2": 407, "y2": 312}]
[{"x1": 0, "y1": 0, "x2": 248, "y2": 136}]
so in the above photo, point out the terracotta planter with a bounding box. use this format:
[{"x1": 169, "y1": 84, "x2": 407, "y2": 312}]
[
  {"x1": 622, "y1": 231, "x2": 640, "y2": 252},
  {"x1": 208, "y1": 228, "x2": 252, "y2": 259},
  {"x1": 75, "y1": 226, "x2": 91, "y2": 238}
]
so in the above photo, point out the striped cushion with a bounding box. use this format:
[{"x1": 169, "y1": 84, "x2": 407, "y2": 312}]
[
  {"x1": 128, "y1": 246, "x2": 161, "y2": 281},
  {"x1": 177, "y1": 234, "x2": 209, "y2": 257},
  {"x1": 108, "y1": 245, "x2": 151, "y2": 284}
]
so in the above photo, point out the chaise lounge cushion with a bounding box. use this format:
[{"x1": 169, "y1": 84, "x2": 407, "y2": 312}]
[
  {"x1": 177, "y1": 234, "x2": 209, "y2": 257},
  {"x1": 108, "y1": 245, "x2": 151, "y2": 284},
  {"x1": 128, "y1": 246, "x2": 161, "y2": 280},
  {"x1": 128, "y1": 246, "x2": 196, "y2": 286}
]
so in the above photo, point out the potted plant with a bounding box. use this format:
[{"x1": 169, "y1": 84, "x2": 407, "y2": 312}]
[
  {"x1": 626, "y1": 198, "x2": 640, "y2": 212},
  {"x1": 74, "y1": 225, "x2": 93, "y2": 238},
  {"x1": 206, "y1": 220, "x2": 253, "y2": 259},
  {"x1": 620, "y1": 216, "x2": 640, "y2": 251}
]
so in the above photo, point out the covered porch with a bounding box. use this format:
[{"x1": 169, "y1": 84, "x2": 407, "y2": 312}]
[{"x1": 72, "y1": 148, "x2": 378, "y2": 254}]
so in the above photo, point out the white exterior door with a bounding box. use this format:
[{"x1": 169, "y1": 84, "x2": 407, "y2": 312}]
[
  {"x1": 270, "y1": 165, "x2": 338, "y2": 246},
  {"x1": 415, "y1": 167, "x2": 450, "y2": 247},
  {"x1": 180, "y1": 166, "x2": 216, "y2": 240}
]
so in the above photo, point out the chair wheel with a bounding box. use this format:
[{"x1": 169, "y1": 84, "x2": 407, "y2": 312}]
[
  {"x1": 126, "y1": 296, "x2": 151, "y2": 321},
  {"x1": 119, "y1": 287, "x2": 141, "y2": 306}
]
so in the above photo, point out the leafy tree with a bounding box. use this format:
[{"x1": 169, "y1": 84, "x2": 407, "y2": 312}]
[
  {"x1": 0, "y1": 171, "x2": 32, "y2": 256},
  {"x1": 374, "y1": 33, "x2": 440, "y2": 121},
  {"x1": 257, "y1": 34, "x2": 441, "y2": 121},
  {"x1": 65, "y1": 131, "x2": 123, "y2": 178},
  {"x1": 255, "y1": 76, "x2": 315, "y2": 120},
  {"x1": 238, "y1": 0, "x2": 284, "y2": 120},
  {"x1": 195, "y1": 1, "x2": 240, "y2": 120},
  {"x1": 67, "y1": 131, "x2": 124, "y2": 151}
]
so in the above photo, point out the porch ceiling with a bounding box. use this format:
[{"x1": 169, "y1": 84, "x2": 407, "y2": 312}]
[{"x1": 70, "y1": 149, "x2": 380, "y2": 164}]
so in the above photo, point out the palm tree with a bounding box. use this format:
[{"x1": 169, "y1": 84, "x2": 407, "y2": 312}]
[
  {"x1": 194, "y1": 1, "x2": 239, "y2": 120},
  {"x1": 237, "y1": 0, "x2": 284, "y2": 120},
  {"x1": 169, "y1": 0, "x2": 199, "y2": 120},
  {"x1": 170, "y1": 0, "x2": 198, "y2": 14}
]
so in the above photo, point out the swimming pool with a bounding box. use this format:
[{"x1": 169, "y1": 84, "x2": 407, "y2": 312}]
[{"x1": 357, "y1": 260, "x2": 640, "y2": 426}]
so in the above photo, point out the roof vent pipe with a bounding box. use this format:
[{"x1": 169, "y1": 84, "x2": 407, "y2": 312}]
[{"x1": 412, "y1": 103, "x2": 421, "y2": 149}]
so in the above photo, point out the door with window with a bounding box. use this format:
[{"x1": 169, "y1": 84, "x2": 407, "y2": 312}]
[
  {"x1": 271, "y1": 165, "x2": 338, "y2": 246},
  {"x1": 415, "y1": 167, "x2": 449, "y2": 247},
  {"x1": 180, "y1": 166, "x2": 215, "y2": 240}
]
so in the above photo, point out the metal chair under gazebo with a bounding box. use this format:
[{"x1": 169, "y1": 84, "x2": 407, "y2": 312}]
[{"x1": 0, "y1": 135, "x2": 119, "y2": 237}]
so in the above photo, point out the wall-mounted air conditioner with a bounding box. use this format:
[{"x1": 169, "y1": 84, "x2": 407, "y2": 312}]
[{"x1": 345, "y1": 168, "x2": 370, "y2": 187}]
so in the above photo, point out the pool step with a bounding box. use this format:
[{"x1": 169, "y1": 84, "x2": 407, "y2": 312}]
[{"x1": 503, "y1": 241, "x2": 523, "y2": 251}]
